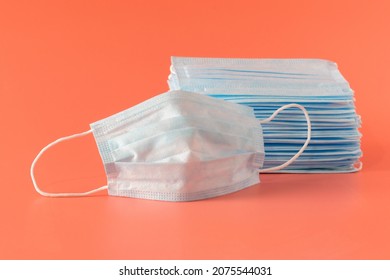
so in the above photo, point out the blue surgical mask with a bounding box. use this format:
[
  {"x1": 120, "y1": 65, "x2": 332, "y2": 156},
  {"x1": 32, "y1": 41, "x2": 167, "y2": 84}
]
[
  {"x1": 168, "y1": 57, "x2": 362, "y2": 173},
  {"x1": 30, "y1": 91, "x2": 311, "y2": 201},
  {"x1": 169, "y1": 57, "x2": 350, "y2": 91}
]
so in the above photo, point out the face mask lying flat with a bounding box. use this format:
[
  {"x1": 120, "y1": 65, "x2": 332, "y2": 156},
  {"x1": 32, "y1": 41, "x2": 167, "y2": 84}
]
[{"x1": 30, "y1": 90, "x2": 311, "y2": 201}]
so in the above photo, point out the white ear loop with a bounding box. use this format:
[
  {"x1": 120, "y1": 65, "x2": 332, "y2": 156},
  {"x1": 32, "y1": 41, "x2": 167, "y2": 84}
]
[
  {"x1": 30, "y1": 129, "x2": 108, "y2": 197},
  {"x1": 258, "y1": 103, "x2": 311, "y2": 173}
]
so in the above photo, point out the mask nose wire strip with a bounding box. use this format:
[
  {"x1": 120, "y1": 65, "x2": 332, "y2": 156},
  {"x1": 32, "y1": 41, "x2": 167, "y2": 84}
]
[
  {"x1": 30, "y1": 129, "x2": 108, "y2": 197},
  {"x1": 258, "y1": 103, "x2": 311, "y2": 173}
]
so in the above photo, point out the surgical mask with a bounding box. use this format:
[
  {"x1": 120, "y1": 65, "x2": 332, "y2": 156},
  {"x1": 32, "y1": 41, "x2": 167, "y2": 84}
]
[
  {"x1": 168, "y1": 57, "x2": 362, "y2": 173},
  {"x1": 168, "y1": 57, "x2": 350, "y2": 92},
  {"x1": 31, "y1": 90, "x2": 311, "y2": 201}
]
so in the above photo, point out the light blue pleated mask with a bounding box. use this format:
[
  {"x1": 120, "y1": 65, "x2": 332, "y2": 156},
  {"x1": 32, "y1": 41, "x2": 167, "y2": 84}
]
[
  {"x1": 168, "y1": 57, "x2": 362, "y2": 173},
  {"x1": 31, "y1": 91, "x2": 311, "y2": 201}
]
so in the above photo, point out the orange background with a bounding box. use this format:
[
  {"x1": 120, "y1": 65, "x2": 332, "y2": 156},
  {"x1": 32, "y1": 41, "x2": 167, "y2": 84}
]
[{"x1": 1, "y1": 0, "x2": 389, "y2": 259}]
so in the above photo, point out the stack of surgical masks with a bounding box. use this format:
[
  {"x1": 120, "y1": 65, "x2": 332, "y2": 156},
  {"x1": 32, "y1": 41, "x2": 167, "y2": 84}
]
[{"x1": 168, "y1": 57, "x2": 362, "y2": 173}]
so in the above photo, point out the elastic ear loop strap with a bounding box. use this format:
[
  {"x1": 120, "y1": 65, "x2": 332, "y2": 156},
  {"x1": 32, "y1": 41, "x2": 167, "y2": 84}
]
[
  {"x1": 30, "y1": 129, "x2": 108, "y2": 197},
  {"x1": 258, "y1": 103, "x2": 311, "y2": 173}
]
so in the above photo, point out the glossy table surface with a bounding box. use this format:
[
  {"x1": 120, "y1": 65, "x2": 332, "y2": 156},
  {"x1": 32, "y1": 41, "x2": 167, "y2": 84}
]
[{"x1": 1, "y1": 0, "x2": 389, "y2": 259}]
